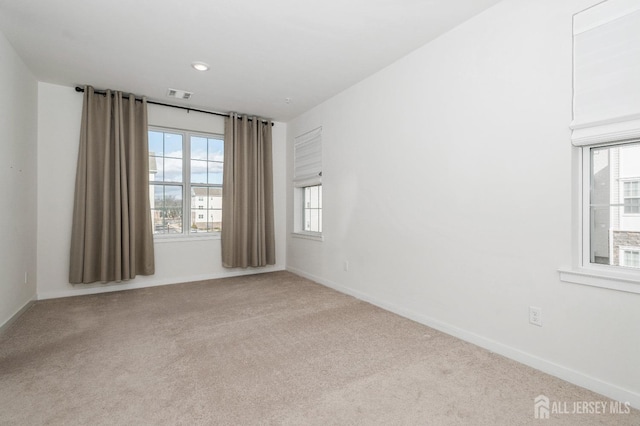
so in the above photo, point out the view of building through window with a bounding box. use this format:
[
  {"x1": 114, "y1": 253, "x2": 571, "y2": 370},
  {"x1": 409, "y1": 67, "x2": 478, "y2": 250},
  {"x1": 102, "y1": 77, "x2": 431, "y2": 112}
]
[
  {"x1": 148, "y1": 129, "x2": 223, "y2": 235},
  {"x1": 590, "y1": 142, "x2": 640, "y2": 268}
]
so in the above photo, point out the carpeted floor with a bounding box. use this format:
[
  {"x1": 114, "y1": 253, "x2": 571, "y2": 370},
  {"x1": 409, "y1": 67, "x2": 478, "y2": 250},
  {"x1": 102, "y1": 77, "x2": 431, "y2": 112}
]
[{"x1": 0, "y1": 271, "x2": 638, "y2": 425}]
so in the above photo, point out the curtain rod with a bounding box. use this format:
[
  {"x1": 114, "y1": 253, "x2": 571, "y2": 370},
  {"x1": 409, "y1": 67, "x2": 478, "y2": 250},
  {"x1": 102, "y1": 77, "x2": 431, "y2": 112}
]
[{"x1": 74, "y1": 86, "x2": 273, "y2": 125}]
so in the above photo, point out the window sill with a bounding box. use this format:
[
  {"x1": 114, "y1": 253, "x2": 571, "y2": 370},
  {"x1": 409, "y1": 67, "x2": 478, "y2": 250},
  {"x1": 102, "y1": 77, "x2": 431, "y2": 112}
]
[
  {"x1": 558, "y1": 267, "x2": 640, "y2": 294},
  {"x1": 291, "y1": 231, "x2": 324, "y2": 242},
  {"x1": 154, "y1": 234, "x2": 221, "y2": 243}
]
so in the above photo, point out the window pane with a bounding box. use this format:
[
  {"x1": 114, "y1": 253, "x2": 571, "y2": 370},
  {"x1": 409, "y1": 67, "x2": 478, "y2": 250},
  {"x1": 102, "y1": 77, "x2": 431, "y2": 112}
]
[
  {"x1": 302, "y1": 184, "x2": 322, "y2": 233},
  {"x1": 191, "y1": 136, "x2": 208, "y2": 160},
  {"x1": 150, "y1": 185, "x2": 183, "y2": 234},
  {"x1": 309, "y1": 185, "x2": 319, "y2": 208},
  {"x1": 209, "y1": 209, "x2": 222, "y2": 232},
  {"x1": 164, "y1": 158, "x2": 182, "y2": 182},
  {"x1": 149, "y1": 156, "x2": 163, "y2": 181},
  {"x1": 164, "y1": 133, "x2": 183, "y2": 158},
  {"x1": 623, "y1": 250, "x2": 640, "y2": 268},
  {"x1": 624, "y1": 198, "x2": 640, "y2": 214},
  {"x1": 304, "y1": 187, "x2": 311, "y2": 208},
  {"x1": 191, "y1": 186, "x2": 208, "y2": 208},
  {"x1": 209, "y1": 138, "x2": 224, "y2": 161},
  {"x1": 308, "y1": 209, "x2": 320, "y2": 232},
  {"x1": 191, "y1": 160, "x2": 208, "y2": 184},
  {"x1": 164, "y1": 186, "x2": 183, "y2": 233},
  {"x1": 210, "y1": 188, "x2": 222, "y2": 209},
  {"x1": 152, "y1": 185, "x2": 164, "y2": 209},
  {"x1": 149, "y1": 131, "x2": 163, "y2": 156},
  {"x1": 208, "y1": 162, "x2": 223, "y2": 184},
  {"x1": 189, "y1": 186, "x2": 222, "y2": 233},
  {"x1": 590, "y1": 143, "x2": 640, "y2": 267}
]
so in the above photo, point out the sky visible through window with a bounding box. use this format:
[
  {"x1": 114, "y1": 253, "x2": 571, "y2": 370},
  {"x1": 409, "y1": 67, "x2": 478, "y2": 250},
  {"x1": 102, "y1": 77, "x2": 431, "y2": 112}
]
[{"x1": 148, "y1": 131, "x2": 223, "y2": 184}]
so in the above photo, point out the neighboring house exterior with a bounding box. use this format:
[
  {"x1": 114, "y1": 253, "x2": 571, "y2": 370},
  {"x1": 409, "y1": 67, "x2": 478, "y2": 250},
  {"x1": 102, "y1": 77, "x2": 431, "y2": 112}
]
[{"x1": 190, "y1": 187, "x2": 222, "y2": 232}]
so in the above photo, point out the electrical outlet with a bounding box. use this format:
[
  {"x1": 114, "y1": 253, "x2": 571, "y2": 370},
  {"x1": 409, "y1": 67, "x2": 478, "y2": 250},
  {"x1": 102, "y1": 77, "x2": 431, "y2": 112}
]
[
  {"x1": 529, "y1": 306, "x2": 542, "y2": 327},
  {"x1": 343, "y1": 260, "x2": 349, "y2": 272}
]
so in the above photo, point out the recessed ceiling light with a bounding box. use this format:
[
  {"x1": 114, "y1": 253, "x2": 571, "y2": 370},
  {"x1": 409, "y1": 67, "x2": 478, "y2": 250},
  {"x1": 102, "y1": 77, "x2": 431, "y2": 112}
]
[{"x1": 191, "y1": 61, "x2": 210, "y2": 71}]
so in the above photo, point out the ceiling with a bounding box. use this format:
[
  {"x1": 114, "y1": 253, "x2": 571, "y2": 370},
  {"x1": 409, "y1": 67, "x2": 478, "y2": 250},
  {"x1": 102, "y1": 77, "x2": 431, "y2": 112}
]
[{"x1": 0, "y1": 0, "x2": 502, "y2": 122}]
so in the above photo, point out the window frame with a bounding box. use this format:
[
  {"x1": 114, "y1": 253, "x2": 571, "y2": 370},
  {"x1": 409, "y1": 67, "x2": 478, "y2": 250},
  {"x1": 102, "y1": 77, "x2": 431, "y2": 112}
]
[
  {"x1": 581, "y1": 140, "x2": 640, "y2": 270},
  {"x1": 559, "y1": 140, "x2": 640, "y2": 294},
  {"x1": 292, "y1": 183, "x2": 323, "y2": 241},
  {"x1": 149, "y1": 126, "x2": 224, "y2": 240}
]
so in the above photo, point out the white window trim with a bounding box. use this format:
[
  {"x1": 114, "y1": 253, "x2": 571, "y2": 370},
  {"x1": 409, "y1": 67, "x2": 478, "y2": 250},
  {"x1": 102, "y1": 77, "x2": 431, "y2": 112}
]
[
  {"x1": 150, "y1": 126, "x2": 224, "y2": 240},
  {"x1": 561, "y1": 1, "x2": 640, "y2": 294},
  {"x1": 558, "y1": 142, "x2": 640, "y2": 295}
]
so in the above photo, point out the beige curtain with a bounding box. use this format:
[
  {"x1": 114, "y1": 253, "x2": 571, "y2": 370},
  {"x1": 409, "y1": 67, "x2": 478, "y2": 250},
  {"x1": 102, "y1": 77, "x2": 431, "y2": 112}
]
[
  {"x1": 69, "y1": 86, "x2": 155, "y2": 284},
  {"x1": 221, "y1": 114, "x2": 275, "y2": 268}
]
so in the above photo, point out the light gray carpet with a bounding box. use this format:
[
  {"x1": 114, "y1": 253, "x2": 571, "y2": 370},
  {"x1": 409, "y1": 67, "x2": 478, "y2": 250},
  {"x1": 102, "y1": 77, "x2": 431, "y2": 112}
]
[{"x1": 0, "y1": 271, "x2": 637, "y2": 425}]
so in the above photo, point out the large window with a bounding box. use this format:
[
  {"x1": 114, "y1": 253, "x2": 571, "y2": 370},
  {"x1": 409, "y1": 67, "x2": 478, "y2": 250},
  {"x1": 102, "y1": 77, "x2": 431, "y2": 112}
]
[
  {"x1": 149, "y1": 128, "x2": 223, "y2": 236},
  {"x1": 588, "y1": 142, "x2": 640, "y2": 269}
]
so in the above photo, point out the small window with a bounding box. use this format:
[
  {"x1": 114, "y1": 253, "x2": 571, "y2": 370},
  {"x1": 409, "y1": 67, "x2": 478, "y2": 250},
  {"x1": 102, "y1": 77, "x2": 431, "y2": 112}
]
[
  {"x1": 620, "y1": 249, "x2": 640, "y2": 268},
  {"x1": 588, "y1": 142, "x2": 640, "y2": 268},
  {"x1": 303, "y1": 185, "x2": 322, "y2": 233},
  {"x1": 623, "y1": 181, "x2": 640, "y2": 214},
  {"x1": 293, "y1": 127, "x2": 322, "y2": 238}
]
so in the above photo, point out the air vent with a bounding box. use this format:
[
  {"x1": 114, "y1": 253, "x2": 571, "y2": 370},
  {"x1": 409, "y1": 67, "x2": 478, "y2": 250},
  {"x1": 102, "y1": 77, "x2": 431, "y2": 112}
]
[{"x1": 167, "y1": 88, "x2": 193, "y2": 100}]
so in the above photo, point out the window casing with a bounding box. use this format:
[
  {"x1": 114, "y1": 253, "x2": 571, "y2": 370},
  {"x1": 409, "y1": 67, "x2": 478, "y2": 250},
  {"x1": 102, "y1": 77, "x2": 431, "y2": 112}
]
[
  {"x1": 559, "y1": 1, "x2": 640, "y2": 293},
  {"x1": 149, "y1": 127, "x2": 223, "y2": 238}
]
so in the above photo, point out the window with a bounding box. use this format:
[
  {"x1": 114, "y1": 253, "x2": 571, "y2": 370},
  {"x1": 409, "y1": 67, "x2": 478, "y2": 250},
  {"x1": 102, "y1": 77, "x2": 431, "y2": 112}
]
[
  {"x1": 588, "y1": 142, "x2": 640, "y2": 268},
  {"x1": 303, "y1": 185, "x2": 322, "y2": 232},
  {"x1": 623, "y1": 181, "x2": 640, "y2": 214},
  {"x1": 149, "y1": 128, "x2": 223, "y2": 236},
  {"x1": 620, "y1": 249, "x2": 640, "y2": 268},
  {"x1": 293, "y1": 127, "x2": 322, "y2": 239}
]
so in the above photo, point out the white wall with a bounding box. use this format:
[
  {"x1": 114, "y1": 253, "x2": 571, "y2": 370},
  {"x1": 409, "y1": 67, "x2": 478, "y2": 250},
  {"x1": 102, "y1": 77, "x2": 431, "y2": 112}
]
[
  {"x1": 0, "y1": 31, "x2": 38, "y2": 328},
  {"x1": 286, "y1": 0, "x2": 640, "y2": 407},
  {"x1": 37, "y1": 83, "x2": 286, "y2": 299}
]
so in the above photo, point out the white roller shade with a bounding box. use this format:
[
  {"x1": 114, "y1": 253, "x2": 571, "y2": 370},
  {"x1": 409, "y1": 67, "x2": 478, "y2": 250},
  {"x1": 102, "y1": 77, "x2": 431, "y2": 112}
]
[
  {"x1": 294, "y1": 127, "x2": 322, "y2": 187},
  {"x1": 571, "y1": 0, "x2": 640, "y2": 146}
]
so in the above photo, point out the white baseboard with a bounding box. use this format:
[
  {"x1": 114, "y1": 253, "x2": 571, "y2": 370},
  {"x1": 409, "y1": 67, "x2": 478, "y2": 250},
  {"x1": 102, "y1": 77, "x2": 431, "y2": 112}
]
[
  {"x1": 37, "y1": 266, "x2": 286, "y2": 300},
  {"x1": 0, "y1": 298, "x2": 36, "y2": 334},
  {"x1": 286, "y1": 266, "x2": 640, "y2": 410}
]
